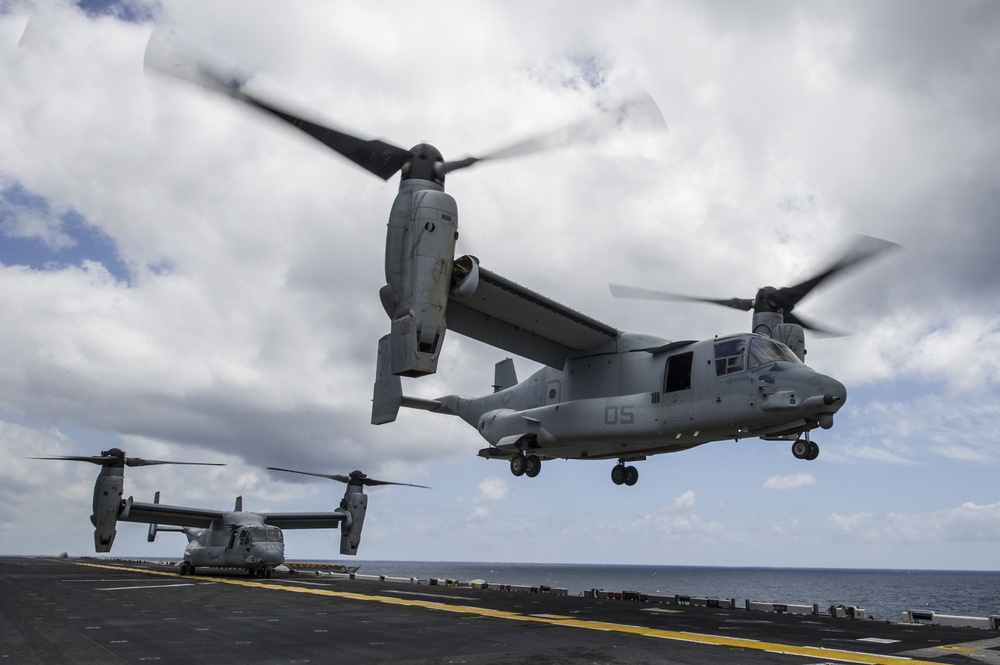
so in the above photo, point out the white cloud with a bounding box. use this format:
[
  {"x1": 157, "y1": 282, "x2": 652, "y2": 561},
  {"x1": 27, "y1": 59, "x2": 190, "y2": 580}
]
[
  {"x1": 475, "y1": 476, "x2": 509, "y2": 503},
  {"x1": 763, "y1": 473, "x2": 816, "y2": 491},
  {"x1": 827, "y1": 501, "x2": 1000, "y2": 545},
  {"x1": 1, "y1": 1, "x2": 999, "y2": 570}
]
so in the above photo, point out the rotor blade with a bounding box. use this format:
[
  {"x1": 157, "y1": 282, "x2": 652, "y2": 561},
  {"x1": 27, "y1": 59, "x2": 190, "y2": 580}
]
[
  {"x1": 143, "y1": 32, "x2": 410, "y2": 180},
  {"x1": 125, "y1": 458, "x2": 225, "y2": 468},
  {"x1": 438, "y1": 89, "x2": 667, "y2": 176},
  {"x1": 359, "y1": 478, "x2": 431, "y2": 489},
  {"x1": 30, "y1": 455, "x2": 116, "y2": 465},
  {"x1": 771, "y1": 235, "x2": 900, "y2": 311},
  {"x1": 267, "y1": 467, "x2": 429, "y2": 488},
  {"x1": 610, "y1": 284, "x2": 754, "y2": 311},
  {"x1": 267, "y1": 467, "x2": 349, "y2": 483},
  {"x1": 782, "y1": 311, "x2": 845, "y2": 338}
]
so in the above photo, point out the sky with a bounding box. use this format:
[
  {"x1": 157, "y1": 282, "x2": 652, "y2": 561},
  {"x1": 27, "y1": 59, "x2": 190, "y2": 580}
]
[{"x1": 1, "y1": 0, "x2": 998, "y2": 570}]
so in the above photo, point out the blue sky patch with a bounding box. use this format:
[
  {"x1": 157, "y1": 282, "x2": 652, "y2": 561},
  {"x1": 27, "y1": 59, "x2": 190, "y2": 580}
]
[
  {"x1": 75, "y1": 0, "x2": 155, "y2": 23},
  {"x1": 0, "y1": 181, "x2": 131, "y2": 284}
]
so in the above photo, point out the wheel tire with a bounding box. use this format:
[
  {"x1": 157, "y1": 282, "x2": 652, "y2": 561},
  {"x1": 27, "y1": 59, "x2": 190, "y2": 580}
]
[
  {"x1": 525, "y1": 455, "x2": 541, "y2": 478},
  {"x1": 792, "y1": 440, "x2": 809, "y2": 459},
  {"x1": 611, "y1": 464, "x2": 626, "y2": 486},
  {"x1": 624, "y1": 465, "x2": 639, "y2": 486},
  {"x1": 510, "y1": 454, "x2": 526, "y2": 477},
  {"x1": 806, "y1": 441, "x2": 820, "y2": 461}
]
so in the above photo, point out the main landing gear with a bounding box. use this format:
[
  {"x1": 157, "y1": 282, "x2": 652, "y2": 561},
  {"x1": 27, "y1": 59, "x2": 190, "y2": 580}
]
[
  {"x1": 791, "y1": 438, "x2": 820, "y2": 461},
  {"x1": 611, "y1": 462, "x2": 639, "y2": 486},
  {"x1": 509, "y1": 452, "x2": 541, "y2": 478},
  {"x1": 179, "y1": 562, "x2": 196, "y2": 575}
]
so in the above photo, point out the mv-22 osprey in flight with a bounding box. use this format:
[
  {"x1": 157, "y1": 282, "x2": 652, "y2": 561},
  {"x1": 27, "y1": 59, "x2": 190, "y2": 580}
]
[
  {"x1": 146, "y1": 38, "x2": 896, "y2": 486},
  {"x1": 35, "y1": 449, "x2": 425, "y2": 576}
]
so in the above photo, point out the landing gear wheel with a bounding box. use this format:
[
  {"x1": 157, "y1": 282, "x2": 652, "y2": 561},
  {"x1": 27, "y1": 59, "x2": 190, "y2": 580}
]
[
  {"x1": 509, "y1": 453, "x2": 526, "y2": 477},
  {"x1": 624, "y1": 465, "x2": 639, "y2": 486},
  {"x1": 805, "y1": 441, "x2": 820, "y2": 461},
  {"x1": 792, "y1": 440, "x2": 809, "y2": 459},
  {"x1": 179, "y1": 562, "x2": 190, "y2": 575},
  {"x1": 611, "y1": 464, "x2": 626, "y2": 486},
  {"x1": 524, "y1": 455, "x2": 541, "y2": 478}
]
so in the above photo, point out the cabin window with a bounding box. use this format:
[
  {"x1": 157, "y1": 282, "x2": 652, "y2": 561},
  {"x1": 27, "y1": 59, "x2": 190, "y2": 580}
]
[
  {"x1": 664, "y1": 352, "x2": 693, "y2": 392},
  {"x1": 714, "y1": 337, "x2": 747, "y2": 376},
  {"x1": 748, "y1": 337, "x2": 801, "y2": 368}
]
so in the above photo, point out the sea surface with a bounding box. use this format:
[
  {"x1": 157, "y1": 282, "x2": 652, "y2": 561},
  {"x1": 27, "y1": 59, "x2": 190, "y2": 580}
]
[{"x1": 343, "y1": 561, "x2": 1000, "y2": 622}]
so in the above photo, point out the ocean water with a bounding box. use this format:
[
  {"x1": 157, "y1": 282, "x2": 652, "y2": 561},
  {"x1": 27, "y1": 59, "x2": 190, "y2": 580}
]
[{"x1": 347, "y1": 561, "x2": 1000, "y2": 622}]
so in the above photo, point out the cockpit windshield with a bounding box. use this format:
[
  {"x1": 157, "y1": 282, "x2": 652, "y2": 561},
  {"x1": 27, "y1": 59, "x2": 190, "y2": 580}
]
[
  {"x1": 748, "y1": 337, "x2": 802, "y2": 368},
  {"x1": 244, "y1": 527, "x2": 284, "y2": 544},
  {"x1": 715, "y1": 335, "x2": 801, "y2": 376}
]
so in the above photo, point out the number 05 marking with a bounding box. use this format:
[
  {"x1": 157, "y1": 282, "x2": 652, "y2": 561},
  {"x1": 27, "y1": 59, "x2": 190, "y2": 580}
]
[{"x1": 604, "y1": 406, "x2": 635, "y2": 425}]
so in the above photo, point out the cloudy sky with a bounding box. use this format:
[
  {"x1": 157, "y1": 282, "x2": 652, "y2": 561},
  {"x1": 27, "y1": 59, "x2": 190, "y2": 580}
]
[{"x1": 1, "y1": 0, "x2": 998, "y2": 571}]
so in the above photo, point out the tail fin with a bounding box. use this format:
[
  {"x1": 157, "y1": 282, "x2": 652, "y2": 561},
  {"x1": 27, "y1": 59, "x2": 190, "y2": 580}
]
[
  {"x1": 372, "y1": 334, "x2": 403, "y2": 424},
  {"x1": 492, "y1": 358, "x2": 517, "y2": 392},
  {"x1": 146, "y1": 492, "x2": 188, "y2": 542}
]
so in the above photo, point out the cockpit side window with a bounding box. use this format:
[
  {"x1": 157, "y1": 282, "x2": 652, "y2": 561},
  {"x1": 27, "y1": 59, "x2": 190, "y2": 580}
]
[{"x1": 714, "y1": 337, "x2": 747, "y2": 376}]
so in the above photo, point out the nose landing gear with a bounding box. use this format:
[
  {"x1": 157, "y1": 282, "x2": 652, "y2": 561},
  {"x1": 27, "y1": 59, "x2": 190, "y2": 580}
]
[{"x1": 792, "y1": 437, "x2": 820, "y2": 460}]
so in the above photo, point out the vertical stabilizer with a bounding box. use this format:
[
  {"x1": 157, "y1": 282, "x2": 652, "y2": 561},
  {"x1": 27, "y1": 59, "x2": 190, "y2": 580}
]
[
  {"x1": 493, "y1": 358, "x2": 518, "y2": 392},
  {"x1": 372, "y1": 334, "x2": 404, "y2": 424}
]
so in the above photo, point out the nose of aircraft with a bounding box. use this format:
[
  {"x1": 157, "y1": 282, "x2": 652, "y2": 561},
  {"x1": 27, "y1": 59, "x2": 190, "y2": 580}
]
[
  {"x1": 250, "y1": 542, "x2": 284, "y2": 565},
  {"x1": 821, "y1": 374, "x2": 848, "y2": 410}
]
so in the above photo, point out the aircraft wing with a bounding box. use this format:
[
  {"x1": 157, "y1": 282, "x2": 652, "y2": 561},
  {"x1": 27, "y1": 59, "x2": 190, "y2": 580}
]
[
  {"x1": 448, "y1": 261, "x2": 620, "y2": 368},
  {"x1": 120, "y1": 499, "x2": 222, "y2": 528},
  {"x1": 261, "y1": 512, "x2": 345, "y2": 530}
]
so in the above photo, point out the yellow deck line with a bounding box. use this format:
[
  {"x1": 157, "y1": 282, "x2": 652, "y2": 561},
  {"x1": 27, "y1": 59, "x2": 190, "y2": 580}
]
[{"x1": 72, "y1": 561, "x2": 942, "y2": 665}]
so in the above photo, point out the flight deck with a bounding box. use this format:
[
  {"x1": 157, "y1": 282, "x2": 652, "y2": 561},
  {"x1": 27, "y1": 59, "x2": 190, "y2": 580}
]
[{"x1": 2, "y1": 556, "x2": 999, "y2": 664}]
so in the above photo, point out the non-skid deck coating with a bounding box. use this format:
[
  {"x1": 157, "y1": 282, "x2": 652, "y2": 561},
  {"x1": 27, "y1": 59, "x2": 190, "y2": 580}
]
[{"x1": 2, "y1": 557, "x2": 998, "y2": 664}]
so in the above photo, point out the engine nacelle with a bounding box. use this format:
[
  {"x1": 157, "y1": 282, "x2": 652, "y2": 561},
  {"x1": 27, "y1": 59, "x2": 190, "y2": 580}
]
[
  {"x1": 773, "y1": 323, "x2": 806, "y2": 362},
  {"x1": 339, "y1": 487, "x2": 368, "y2": 556},
  {"x1": 90, "y1": 466, "x2": 125, "y2": 552},
  {"x1": 383, "y1": 183, "x2": 459, "y2": 377}
]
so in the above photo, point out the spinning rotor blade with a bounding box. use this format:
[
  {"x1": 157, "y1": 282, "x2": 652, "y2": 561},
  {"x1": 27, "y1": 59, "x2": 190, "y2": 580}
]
[
  {"x1": 143, "y1": 33, "x2": 410, "y2": 180},
  {"x1": 267, "y1": 467, "x2": 429, "y2": 489},
  {"x1": 610, "y1": 235, "x2": 898, "y2": 334},
  {"x1": 145, "y1": 32, "x2": 666, "y2": 183},
  {"x1": 609, "y1": 284, "x2": 753, "y2": 311},
  {"x1": 438, "y1": 90, "x2": 668, "y2": 176},
  {"x1": 766, "y1": 235, "x2": 900, "y2": 313}
]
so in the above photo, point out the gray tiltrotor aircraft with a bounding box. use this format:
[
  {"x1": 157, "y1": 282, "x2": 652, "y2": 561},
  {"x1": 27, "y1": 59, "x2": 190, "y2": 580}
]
[
  {"x1": 374, "y1": 236, "x2": 895, "y2": 486},
  {"x1": 35, "y1": 449, "x2": 425, "y2": 576},
  {"x1": 145, "y1": 41, "x2": 895, "y2": 486}
]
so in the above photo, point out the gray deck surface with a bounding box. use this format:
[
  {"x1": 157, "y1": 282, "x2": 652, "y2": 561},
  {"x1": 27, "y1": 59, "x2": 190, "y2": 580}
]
[{"x1": 2, "y1": 556, "x2": 998, "y2": 664}]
